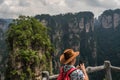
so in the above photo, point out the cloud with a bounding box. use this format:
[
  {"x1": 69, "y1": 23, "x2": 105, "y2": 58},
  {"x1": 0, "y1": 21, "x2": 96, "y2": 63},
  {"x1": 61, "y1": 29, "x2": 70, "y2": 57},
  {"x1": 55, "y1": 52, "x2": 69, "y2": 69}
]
[
  {"x1": 0, "y1": 0, "x2": 29, "y2": 18},
  {"x1": 18, "y1": 0, "x2": 30, "y2": 7},
  {"x1": 63, "y1": 0, "x2": 120, "y2": 17},
  {"x1": 80, "y1": 0, "x2": 119, "y2": 8},
  {"x1": 82, "y1": 0, "x2": 101, "y2": 7},
  {"x1": 0, "y1": 0, "x2": 120, "y2": 18},
  {"x1": 0, "y1": 0, "x2": 4, "y2": 4}
]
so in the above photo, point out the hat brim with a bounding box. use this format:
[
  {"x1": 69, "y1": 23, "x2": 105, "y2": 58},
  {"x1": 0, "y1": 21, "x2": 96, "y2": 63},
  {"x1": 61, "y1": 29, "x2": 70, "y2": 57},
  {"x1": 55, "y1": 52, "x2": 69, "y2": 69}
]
[{"x1": 60, "y1": 51, "x2": 79, "y2": 64}]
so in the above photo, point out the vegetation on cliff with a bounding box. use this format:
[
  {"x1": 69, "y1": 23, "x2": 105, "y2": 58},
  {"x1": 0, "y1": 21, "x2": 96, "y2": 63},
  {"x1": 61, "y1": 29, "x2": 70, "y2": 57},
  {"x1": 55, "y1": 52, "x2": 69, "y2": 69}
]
[{"x1": 5, "y1": 16, "x2": 54, "y2": 80}]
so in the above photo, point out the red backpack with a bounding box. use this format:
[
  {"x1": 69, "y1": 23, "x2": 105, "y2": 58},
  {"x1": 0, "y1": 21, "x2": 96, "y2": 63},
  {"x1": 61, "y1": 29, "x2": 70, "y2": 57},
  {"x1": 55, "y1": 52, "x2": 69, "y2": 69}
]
[{"x1": 57, "y1": 67, "x2": 77, "y2": 80}]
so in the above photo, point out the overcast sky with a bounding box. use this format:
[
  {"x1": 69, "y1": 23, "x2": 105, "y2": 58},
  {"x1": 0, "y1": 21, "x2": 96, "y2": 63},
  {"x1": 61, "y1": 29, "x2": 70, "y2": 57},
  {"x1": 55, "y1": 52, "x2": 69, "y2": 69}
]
[{"x1": 0, "y1": 0, "x2": 120, "y2": 19}]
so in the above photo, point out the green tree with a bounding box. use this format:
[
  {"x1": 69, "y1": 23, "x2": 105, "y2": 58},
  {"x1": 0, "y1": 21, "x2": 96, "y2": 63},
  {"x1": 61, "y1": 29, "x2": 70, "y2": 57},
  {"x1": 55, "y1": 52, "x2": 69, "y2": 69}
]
[{"x1": 5, "y1": 16, "x2": 54, "y2": 80}]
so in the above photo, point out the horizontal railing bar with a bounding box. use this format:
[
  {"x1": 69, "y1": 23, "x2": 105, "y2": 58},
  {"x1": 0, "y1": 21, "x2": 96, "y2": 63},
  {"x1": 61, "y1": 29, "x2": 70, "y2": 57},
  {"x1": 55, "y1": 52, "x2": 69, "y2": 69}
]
[
  {"x1": 110, "y1": 66, "x2": 120, "y2": 72},
  {"x1": 86, "y1": 65, "x2": 104, "y2": 73},
  {"x1": 42, "y1": 61, "x2": 120, "y2": 80},
  {"x1": 49, "y1": 74, "x2": 58, "y2": 79},
  {"x1": 49, "y1": 65, "x2": 105, "y2": 79}
]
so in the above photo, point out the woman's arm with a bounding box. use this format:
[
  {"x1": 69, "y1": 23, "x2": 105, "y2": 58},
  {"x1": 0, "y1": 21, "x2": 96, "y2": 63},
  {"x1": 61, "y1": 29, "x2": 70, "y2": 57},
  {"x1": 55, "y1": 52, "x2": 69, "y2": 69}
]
[{"x1": 80, "y1": 64, "x2": 89, "y2": 80}]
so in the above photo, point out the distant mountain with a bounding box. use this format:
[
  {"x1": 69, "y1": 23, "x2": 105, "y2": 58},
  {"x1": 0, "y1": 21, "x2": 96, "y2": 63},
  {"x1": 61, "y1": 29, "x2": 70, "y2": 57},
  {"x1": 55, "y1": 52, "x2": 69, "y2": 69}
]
[
  {"x1": 95, "y1": 9, "x2": 120, "y2": 65},
  {"x1": 94, "y1": 9, "x2": 120, "y2": 80},
  {"x1": 35, "y1": 12, "x2": 95, "y2": 68},
  {"x1": 35, "y1": 9, "x2": 120, "y2": 80},
  {"x1": 0, "y1": 19, "x2": 12, "y2": 79}
]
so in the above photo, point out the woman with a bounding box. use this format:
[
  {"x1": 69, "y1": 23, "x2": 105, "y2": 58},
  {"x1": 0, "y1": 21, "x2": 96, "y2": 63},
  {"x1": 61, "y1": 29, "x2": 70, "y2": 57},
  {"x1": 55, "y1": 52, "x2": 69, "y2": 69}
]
[{"x1": 59, "y1": 49, "x2": 89, "y2": 80}]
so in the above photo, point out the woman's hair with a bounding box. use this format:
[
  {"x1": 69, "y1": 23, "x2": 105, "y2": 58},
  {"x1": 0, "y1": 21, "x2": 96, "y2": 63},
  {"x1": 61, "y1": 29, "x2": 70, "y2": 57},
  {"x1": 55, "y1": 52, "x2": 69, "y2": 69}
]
[{"x1": 67, "y1": 58, "x2": 76, "y2": 65}]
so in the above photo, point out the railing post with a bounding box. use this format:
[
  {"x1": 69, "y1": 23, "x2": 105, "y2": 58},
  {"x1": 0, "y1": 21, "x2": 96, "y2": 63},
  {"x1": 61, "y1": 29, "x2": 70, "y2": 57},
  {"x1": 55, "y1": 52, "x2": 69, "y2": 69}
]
[
  {"x1": 42, "y1": 71, "x2": 49, "y2": 80},
  {"x1": 104, "y1": 61, "x2": 112, "y2": 80}
]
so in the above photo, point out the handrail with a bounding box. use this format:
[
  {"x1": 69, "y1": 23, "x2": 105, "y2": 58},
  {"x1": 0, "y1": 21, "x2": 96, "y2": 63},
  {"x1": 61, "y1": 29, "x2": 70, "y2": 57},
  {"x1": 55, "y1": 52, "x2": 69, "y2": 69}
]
[
  {"x1": 42, "y1": 60, "x2": 120, "y2": 80},
  {"x1": 110, "y1": 66, "x2": 120, "y2": 72},
  {"x1": 86, "y1": 65, "x2": 104, "y2": 73}
]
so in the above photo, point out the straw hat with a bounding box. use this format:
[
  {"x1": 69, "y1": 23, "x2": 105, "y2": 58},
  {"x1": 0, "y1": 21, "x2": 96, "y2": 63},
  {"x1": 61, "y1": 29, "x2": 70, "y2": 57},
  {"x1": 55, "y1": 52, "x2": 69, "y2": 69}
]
[{"x1": 60, "y1": 49, "x2": 80, "y2": 64}]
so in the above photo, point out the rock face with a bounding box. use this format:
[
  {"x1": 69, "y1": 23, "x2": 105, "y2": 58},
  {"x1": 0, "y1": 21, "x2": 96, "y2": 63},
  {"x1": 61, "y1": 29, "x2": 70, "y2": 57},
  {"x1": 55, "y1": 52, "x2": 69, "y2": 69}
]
[
  {"x1": 0, "y1": 19, "x2": 12, "y2": 80},
  {"x1": 0, "y1": 19, "x2": 12, "y2": 60},
  {"x1": 95, "y1": 9, "x2": 120, "y2": 80},
  {"x1": 113, "y1": 13, "x2": 120, "y2": 28},
  {"x1": 0, "y1": 19, "x2": 12, "y2": 32},
  {"x1": 98, "y1": 9, "x2": 120, "y2": 29},
  {"x1": 35, "y1": 9, "x2": 120, "y2": 80},
  {"x1": 35, "y1": 12, "x2": 95, "y2": 73},
  {"x1": 95, "y1": 9, "x2": 120, "y2": 69}
]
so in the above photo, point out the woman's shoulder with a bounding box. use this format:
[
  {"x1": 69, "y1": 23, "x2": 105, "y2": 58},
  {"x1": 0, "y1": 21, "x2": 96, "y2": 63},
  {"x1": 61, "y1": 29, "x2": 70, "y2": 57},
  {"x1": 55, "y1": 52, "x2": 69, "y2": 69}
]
[
  {"x1": 70, "y1": 69, "x2": 84, "y2": 77},
  {"x1": 63, "y1": 65, "x2": 75, "y2": 72},
  {"x1": 70, "y1": 69, "x2": 84, "y2": 80}
]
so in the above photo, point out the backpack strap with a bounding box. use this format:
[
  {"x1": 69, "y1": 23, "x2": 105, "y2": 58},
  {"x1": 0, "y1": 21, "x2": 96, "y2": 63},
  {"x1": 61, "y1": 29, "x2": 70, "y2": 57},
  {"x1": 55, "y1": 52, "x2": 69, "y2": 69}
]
[
  {"x1": 60, "y1": 67, "x2": 64, "y2": 73},
  {"x1": 65, "y1": 67, "x2": 77, "y2": 76}
]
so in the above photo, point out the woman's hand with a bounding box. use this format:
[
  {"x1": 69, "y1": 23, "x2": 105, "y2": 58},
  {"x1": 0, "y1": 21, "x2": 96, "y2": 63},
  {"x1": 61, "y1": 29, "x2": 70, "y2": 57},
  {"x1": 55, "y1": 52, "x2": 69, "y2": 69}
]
[
  {"x1": 79, "y1": 63, "x2": 89, "y2": 80},
  {"x1": 79, "y1": 63, "x2": 86, "y2": 73},
  {"x1": 76, "y1": 65, "x2": 81, "y2": 69}
]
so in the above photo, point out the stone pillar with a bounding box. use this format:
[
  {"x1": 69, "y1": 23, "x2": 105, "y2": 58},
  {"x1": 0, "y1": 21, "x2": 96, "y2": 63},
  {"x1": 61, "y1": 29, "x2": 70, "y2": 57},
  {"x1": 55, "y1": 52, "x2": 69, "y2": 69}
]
[{"x1": 104, "y1": 61, "x2": 112, "y2": 80}]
